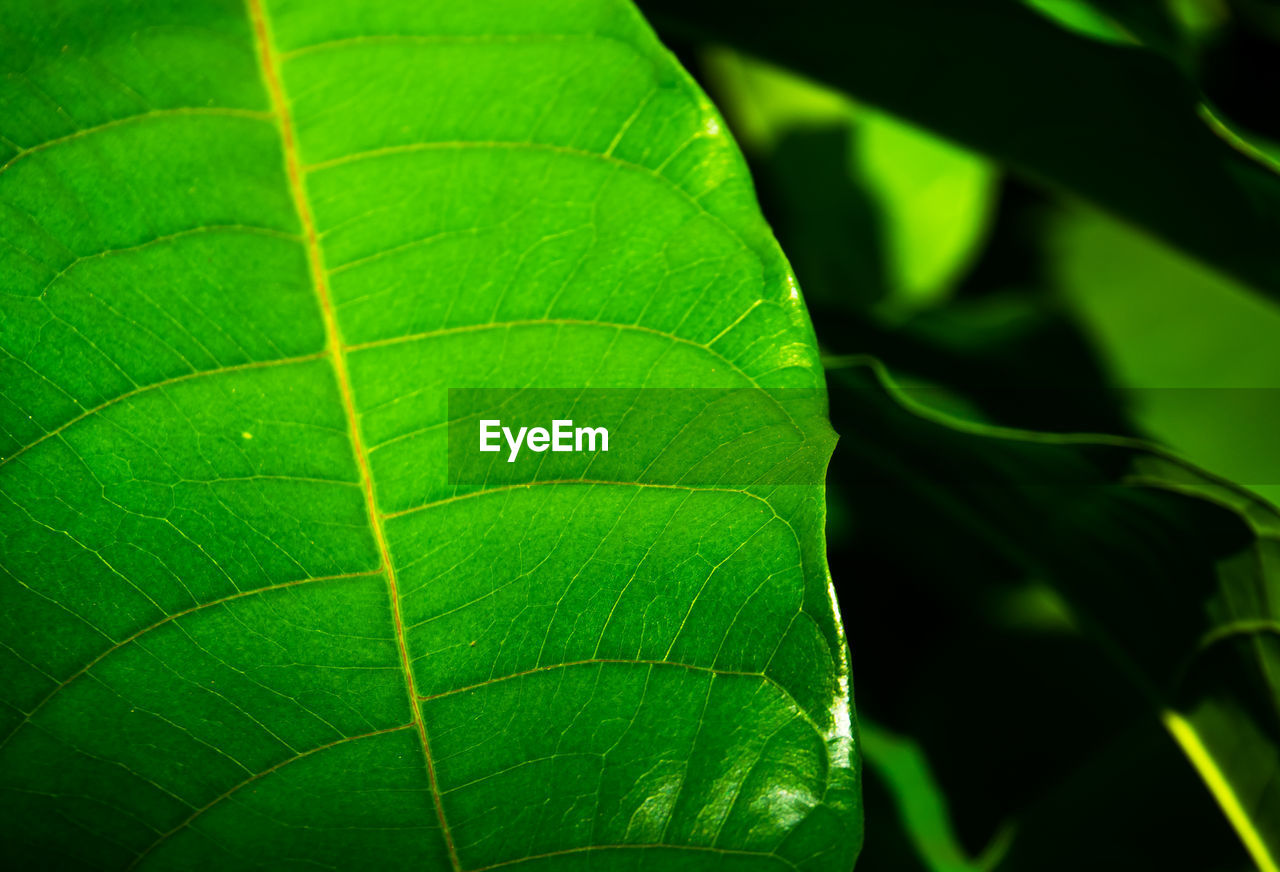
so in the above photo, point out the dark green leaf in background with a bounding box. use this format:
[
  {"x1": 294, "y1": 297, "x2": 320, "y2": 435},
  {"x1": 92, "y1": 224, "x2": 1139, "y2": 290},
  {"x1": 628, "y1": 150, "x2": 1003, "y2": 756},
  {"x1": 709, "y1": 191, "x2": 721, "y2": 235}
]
[
  {"x1": 1051, "y1": 204, "x2": 1280, "y2": 508},
  {"x1": 824, "y1": 363, "x2": 1280, "y2": 872},
  {"x1": 0, "y1": 1, "x2": 858, "y2": 869},
  {"x1": 700, "y1": 51, "x2": 997, "y2": 318},
  {"x1": 645, "y1": 6, "x2": 1280, "y2": 866},
  {"x1": 640, "y1": 0, "x2": 1280, "y2": 304}
]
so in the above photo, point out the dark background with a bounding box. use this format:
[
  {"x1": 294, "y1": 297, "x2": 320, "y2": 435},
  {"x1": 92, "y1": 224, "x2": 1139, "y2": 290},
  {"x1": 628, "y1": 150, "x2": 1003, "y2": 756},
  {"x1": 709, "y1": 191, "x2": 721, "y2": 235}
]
[{"x1": 641, "y1": 1, "x2": 1280, "y2": 869}]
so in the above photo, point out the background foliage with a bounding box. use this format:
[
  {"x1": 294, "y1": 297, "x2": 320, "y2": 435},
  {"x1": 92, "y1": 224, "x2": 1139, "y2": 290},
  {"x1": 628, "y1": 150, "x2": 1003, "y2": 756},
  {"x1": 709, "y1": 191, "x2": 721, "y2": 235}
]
[{"x1": 640, "y1": 1, "x2": 1280, "y2": 869}]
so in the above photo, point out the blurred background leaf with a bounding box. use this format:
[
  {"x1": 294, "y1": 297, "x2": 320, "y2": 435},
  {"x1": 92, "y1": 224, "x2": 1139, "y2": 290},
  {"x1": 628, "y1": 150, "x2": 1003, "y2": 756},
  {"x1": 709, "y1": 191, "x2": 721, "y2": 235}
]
[
  {"x1": 821, "y1": 364, "x2": 1280, "y2": 870},
  {"x1": 644, "y1": 2, "x2": 1280, "y2": 869},
  {"x1": 702, "y1": 50, "x2": 998, "y2": 317},
  {"x1": 641, "y1": 0, "x2": 1280, "y2": 303},
  {"x1": 1049, "y1": 203, "x2": 1280, "y2": 507},
  {"x1": 859, "y1": 718, "x2": 1012, "y2": 872}
]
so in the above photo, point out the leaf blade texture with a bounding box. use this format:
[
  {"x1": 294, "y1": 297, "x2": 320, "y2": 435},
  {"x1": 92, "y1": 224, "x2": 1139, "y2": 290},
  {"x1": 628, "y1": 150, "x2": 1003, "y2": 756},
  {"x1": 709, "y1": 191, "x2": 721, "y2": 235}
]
[{"x1": 0, "y1": 2, "x2": 858, "y2": 870}]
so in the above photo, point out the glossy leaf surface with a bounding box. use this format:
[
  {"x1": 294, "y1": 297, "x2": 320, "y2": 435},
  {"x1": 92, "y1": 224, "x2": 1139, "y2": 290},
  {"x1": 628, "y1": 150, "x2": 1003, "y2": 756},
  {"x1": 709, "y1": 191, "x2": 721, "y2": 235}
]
[{"x1": 0, "y1": 1, "x2": 857, "y2": 869}]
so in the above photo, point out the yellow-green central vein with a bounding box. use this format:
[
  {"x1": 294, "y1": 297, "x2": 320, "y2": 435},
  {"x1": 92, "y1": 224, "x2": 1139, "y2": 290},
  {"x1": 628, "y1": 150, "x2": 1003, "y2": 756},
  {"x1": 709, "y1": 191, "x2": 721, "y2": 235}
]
[{"x1": 244, "y1": 2, "x2": 462, "y2": 869}]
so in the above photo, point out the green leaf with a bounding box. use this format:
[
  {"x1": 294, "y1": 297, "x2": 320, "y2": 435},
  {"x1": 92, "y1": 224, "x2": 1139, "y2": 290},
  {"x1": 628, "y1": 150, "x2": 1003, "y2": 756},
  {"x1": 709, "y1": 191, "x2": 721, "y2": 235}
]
[
  {"x1": 993, "y1": 715, "x2": 1251, "y2": 871},
  {"x1": 638, "y1": 0, "x2": 1280, "y2": 303},
  {"x1": 825, "y1": 360, "x2": 1279, "y2": 872},
  {"x1": 0, "y1": 2, "x2": 858, "y2": 870},
  {"x1": 1019, "y1": 0, "x2": 1148, "y2": 47},
  {"x1": 700, "y1": 50, "x2": 996, "y2": 315},
  {"x1": 858, "y1": 720, "x2": 1011, "y2": 872},
  {"x1": 1050, "y1": 203, "x2": 1280, "y2": 508}
]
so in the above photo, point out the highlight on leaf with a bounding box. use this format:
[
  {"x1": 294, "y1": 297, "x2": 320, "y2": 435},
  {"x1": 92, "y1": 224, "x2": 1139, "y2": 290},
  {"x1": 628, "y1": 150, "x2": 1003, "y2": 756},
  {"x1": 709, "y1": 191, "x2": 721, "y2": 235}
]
[{"x1": 0, "y1": 1, "x2": 856, "y2": 870}]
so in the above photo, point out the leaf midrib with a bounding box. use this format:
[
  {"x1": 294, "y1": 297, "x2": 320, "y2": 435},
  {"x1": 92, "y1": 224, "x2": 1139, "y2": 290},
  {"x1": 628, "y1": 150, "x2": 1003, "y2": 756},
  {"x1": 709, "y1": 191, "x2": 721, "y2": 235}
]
[{"x1": 244, "y1": 1, "x2": 462, "y2": 869}]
